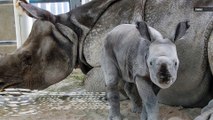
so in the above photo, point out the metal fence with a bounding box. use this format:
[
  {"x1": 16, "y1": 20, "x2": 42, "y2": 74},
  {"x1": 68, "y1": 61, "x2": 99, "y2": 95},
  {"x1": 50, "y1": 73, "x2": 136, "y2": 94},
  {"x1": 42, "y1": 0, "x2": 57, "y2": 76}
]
[
  {"x1": 0, "y1": 0, "x2": 91, "y2": 47},
  {"x1": 14, "y1": 0, "x2": 91, "y2": 47},
  {"x1": 29, "y1": 0, "x2": 82, "y2": 14},
  {"x1": 0, "y1": 0, "x2": 12, "y2": 4}
]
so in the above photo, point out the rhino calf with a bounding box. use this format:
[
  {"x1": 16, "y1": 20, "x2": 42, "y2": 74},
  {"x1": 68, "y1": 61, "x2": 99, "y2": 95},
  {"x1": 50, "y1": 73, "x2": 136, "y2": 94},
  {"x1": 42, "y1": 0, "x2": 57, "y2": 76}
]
[{"x1": 101, "y1": 21, "x2": 189, "y2": 120}]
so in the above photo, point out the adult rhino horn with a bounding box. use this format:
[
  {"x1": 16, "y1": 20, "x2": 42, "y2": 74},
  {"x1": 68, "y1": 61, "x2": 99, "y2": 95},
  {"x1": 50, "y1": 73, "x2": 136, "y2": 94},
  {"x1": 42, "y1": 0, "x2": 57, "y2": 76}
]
[{"x1": 16, "y1": 0, "x2": 56, "y2": 23}]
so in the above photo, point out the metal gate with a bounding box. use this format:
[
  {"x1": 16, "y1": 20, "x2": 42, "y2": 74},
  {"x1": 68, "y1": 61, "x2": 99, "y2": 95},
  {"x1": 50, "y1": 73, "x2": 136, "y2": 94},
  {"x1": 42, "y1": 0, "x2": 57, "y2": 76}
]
[
  {"x1": 29, "y1": 0, "x2": 82, "y2": 13},
  {"x1": 13, "y1": 0, "x2": 87, "y2": 48}
]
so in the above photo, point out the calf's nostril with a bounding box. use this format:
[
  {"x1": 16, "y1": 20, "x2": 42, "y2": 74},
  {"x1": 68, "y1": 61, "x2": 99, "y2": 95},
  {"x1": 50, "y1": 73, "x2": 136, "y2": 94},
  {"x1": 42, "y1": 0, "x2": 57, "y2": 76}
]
[
  {"x1": 158, "y1": 64, "x2": 172, "y2": 84},
  {"x1": 159, "y1": 75, "x2": 171, "y2": 83}
]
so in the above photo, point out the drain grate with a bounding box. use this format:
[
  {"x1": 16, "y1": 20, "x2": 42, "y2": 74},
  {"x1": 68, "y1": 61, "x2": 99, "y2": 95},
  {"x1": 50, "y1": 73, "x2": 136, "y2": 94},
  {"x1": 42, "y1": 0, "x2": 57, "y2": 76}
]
[{"x1": 0, "y1": 88, "x2": 109, "y2": 116}]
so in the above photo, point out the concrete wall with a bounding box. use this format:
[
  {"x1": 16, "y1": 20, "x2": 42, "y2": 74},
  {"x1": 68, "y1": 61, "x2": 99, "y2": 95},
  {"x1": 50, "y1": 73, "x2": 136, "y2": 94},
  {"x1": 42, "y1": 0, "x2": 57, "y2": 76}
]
[
  {"x1": 0, "y1": 3, "x2": 16, "y2": 41},
  {"x1": 0, "y1": 3, "x2": 17, "y2": 53}
]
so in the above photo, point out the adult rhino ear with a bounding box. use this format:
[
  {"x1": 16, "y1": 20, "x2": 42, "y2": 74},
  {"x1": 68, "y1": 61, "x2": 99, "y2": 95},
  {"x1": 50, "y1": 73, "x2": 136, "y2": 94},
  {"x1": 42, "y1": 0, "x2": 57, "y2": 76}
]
[
  {"x1": 52, "y1": 23, "x2": 78, "y2": 67},
  {"x1": 173, "y1": 21, "x2": 190, "y2": 42},
  {"x1": 16, "y1": 0, "x2": 56, "y2": 23},
  {"x1": 52, "y1": 23, "x2": 78, "y2": 45},
  {"x1": 136, "y1": 21, "x2": 152, "y2": 42}
]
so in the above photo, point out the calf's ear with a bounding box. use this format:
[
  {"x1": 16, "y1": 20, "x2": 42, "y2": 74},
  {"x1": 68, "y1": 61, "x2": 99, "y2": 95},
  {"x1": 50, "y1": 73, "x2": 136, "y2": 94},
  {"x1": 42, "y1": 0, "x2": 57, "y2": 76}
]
[
  {"x1": 173, "y1": 21, "x2": 190, "y2": 42},
  {"x1": 136, "y1": 21, "x2": 152, "y2": 42},
  {"x1": 16, "y1": 0, "x2": 56, "y2": 23}
]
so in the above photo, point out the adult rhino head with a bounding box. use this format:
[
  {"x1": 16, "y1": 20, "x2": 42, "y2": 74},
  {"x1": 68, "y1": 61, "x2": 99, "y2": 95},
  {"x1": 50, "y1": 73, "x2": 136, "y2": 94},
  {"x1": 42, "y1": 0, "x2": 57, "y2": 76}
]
[
  {"x1": 0, "y1": 20, "x2": 77, "y2": 90},
  {"x1": 0, "y1": 0, "x2": 121, "y2": 90}
]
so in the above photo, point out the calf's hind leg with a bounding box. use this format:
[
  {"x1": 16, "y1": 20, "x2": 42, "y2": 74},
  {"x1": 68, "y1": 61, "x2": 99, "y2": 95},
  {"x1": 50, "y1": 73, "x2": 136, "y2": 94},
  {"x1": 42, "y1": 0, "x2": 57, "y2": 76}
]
[{"x1": 102, "y1": 59, "x2": 121, "y2": 120}]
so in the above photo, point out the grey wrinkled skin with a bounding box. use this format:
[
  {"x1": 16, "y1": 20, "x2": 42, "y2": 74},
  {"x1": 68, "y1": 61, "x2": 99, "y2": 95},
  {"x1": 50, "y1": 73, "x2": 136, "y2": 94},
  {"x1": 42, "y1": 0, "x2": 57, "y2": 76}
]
[{"x1": 101, "y1": 21, "x2": 189, "y2": 120}]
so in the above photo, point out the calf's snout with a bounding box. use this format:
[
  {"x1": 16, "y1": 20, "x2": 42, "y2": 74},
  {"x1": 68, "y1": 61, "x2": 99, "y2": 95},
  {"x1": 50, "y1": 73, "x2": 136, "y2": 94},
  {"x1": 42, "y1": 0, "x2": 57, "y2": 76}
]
[{"x1": 158, "y1": 64, "x2": 172, "y2": 84}]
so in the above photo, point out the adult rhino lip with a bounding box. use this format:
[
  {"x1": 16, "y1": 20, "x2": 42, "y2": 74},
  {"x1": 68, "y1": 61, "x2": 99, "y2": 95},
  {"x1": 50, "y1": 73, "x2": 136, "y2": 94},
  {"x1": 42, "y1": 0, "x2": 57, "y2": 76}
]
[{"x1": 0, "y1": 78, "x2": 21, "y2": 92}]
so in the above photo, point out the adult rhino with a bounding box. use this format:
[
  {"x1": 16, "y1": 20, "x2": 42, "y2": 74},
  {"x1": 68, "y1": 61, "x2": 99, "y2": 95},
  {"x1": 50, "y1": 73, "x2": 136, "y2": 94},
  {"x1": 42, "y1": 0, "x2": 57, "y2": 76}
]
[{"x1": 0, "y1": 0, "x2": 213, "y2": 119}]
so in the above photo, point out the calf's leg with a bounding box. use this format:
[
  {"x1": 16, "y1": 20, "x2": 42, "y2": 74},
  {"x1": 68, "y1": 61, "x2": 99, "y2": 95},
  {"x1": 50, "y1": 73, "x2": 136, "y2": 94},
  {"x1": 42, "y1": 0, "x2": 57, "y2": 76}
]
[
  {"x1": 124, "y1": 82, "x2": 142, "y2": 113},
  {"x1": 102, "y1": 59, "x2": 121, "y2": 120},
  {"x1": 135, "y1": 78, "x2": 159, "y2": 120}
]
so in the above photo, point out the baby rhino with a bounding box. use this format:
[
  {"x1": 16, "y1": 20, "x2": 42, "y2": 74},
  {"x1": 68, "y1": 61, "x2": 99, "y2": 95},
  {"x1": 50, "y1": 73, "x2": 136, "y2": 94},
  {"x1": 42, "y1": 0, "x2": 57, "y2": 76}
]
[{"x1": 101, "y1": 21, "x2": 189, "y2": 120}]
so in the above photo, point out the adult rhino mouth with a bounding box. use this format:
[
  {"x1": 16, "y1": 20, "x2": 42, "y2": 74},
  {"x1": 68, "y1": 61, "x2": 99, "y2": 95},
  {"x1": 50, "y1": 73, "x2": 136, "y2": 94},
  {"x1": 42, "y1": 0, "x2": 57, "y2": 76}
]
[
  {"x1": 0, "y1": 77, "x2": 22, "y2": 91},
  {"x1": 0, "y1": 54, "x2": 22, "y2": 91}
]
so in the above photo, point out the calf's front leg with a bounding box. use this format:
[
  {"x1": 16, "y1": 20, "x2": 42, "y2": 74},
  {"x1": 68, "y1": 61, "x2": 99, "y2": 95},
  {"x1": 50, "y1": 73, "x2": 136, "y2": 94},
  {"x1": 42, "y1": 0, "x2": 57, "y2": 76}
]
[{"x1": 135, "y1": 77, "x2": 160, "y2": 120}]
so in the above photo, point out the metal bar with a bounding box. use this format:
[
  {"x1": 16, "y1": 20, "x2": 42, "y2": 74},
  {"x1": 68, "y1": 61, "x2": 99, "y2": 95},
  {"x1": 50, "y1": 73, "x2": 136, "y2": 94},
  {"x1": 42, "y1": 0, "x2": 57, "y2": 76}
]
[
  {"x1": 13, "y1": 0, "x2": 21, "y2": 48},
  {"x1": 0, "y1": 0, "x2": 12, "y2": 4},
  {"x1": 70, "y1": 0, "x2": 81, "y2": 9},
  {"x1": 30, "y1": 0, "x2": 69, "y2": 3},
  {"x1": 0, "y1": 40, "x2": 16, "y2": 45}
]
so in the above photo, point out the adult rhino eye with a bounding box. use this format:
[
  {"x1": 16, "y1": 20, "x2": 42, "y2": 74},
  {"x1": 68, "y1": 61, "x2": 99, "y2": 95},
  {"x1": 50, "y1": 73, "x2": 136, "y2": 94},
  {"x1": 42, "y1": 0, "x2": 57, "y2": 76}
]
[
  {"x1": 175, "y1": 62, "x2": 177, "y2": 66},
  {"x1": 150, "y1": 62, "x2": 153, "y2": 66}
]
